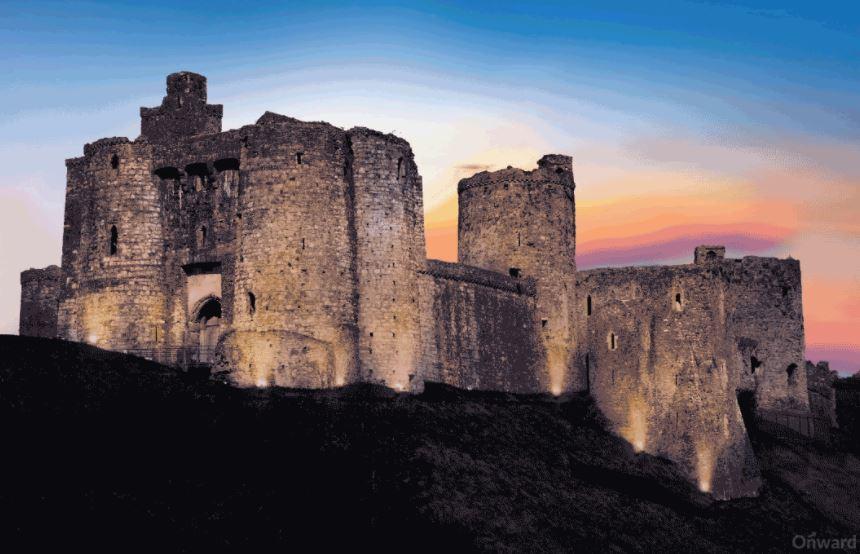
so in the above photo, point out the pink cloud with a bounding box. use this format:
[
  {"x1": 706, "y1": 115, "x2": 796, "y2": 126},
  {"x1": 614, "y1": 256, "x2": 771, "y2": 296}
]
[{"x1": 577, "y1": 228, "x2": 787, "y2": 269}]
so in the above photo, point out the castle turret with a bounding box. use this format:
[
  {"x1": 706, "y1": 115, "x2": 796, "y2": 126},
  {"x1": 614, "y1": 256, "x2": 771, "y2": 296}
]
[
  {"x1": 458, "y1": 155, "x2": 576, "y2": 393},
  {"x1": 222, "y1": 114, "x2": 360, "y2": 388},
  {"x1": 140, "y1": 72, "x2": 223, "y2": 143},
  {"x1": 348, "y1": 128, "x2": 426, "y2": 391},
  {"x1": 57, "y1": 137, "x2": 168, "y2": 354}
]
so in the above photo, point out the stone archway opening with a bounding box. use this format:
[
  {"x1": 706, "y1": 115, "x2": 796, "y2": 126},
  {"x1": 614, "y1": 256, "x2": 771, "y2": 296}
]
[{"x1": 196, "y1": 297, "x2": 222, "y2": 364}]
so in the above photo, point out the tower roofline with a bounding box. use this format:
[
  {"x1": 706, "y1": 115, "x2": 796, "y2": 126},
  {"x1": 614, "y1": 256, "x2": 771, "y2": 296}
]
[{"x1": 457, "y1": 154, "x2": 574, "y2": 194}]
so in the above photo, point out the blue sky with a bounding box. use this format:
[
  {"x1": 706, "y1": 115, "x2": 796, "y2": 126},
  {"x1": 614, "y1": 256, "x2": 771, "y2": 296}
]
[{"x1": 1, "y1": 1, "x2": 858, "y2": 372}]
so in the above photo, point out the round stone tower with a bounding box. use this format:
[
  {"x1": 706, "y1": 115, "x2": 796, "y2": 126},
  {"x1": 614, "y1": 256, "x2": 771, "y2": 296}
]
[
  {"x1": 62, "y1": 138, "x2": 168, "y2": 353},
  {"x1": 348, "y1": 127, "x2": 426, "y2": 391},
  {"x1": 458, "y1": 154, "x2": 576, "y2": 393},
  {"x1": 223, "y1": 114, "x2": 360, "y2": 388}
]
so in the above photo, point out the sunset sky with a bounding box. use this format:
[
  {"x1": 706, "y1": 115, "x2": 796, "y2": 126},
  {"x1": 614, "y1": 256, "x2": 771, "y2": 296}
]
[{"x1": 1, "y1": 1, "x2": 858, "y2": 374}]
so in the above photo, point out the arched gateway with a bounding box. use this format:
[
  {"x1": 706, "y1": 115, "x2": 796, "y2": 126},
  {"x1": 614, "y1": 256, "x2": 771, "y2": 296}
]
[{"x1": 195, "y1": 297, "x2": 221, "y2": 364}]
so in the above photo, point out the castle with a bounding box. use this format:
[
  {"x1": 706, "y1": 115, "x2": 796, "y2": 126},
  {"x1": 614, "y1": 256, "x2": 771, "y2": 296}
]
[{"x1": 20, "y1": 73, "x2": 810, "y2": 499}]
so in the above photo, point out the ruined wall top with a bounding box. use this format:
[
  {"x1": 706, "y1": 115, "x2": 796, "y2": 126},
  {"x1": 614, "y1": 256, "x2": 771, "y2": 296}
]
[
  {"x1": 457, "y1": 154, "x2": 574, "y2": 194},
  {"x1": 140, "y1": 72, "x2": 223, "y2": 143},
  {"x1": 694, "y1": 245, "x2": 726, "y2": 265},
  {"x1": 420, "y1": 259, "x2": 537, "y2": 295},
  {"x1": 20, "y1": 265, "x2": 61, "y2": 284}
]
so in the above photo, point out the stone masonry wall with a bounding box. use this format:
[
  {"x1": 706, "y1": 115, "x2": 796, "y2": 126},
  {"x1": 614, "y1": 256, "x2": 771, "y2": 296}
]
[
  {"x1": 140, "y1": 72, "x2": 222, "y2": 144},
  {"x1": 417, "y1": 260, "x2": 543, "y2": 392},
  {"x1": 576, "y1": 264, "x2": 762, "y2": 499},
  {"x1": 57, "y1": 138, "x2": 168, "y2": 355},
  {"x1": 806, "y1": 361, "x2": 839, "y2": 437},
  {"x1": 458, "y1": 155, "x2": 576, "y2": 394},
  {"x1": 721, "y1": 256, "x2": 808, "y2": 411},
  {"x1": 222, "y1": 114, "x2": 359, "y2": 388},
  {"x1": 349, "y1": 127, "x2": 426, "y2": 391},
  {"x1": 19, "y1": 265, "x2": 61, "y2": 337},
  {"x1": 19, "y1": 72, "x2": 814, "y2": 501},
  {"x1": 151, "y1": 128, "x2": 244, "y2": 361}
]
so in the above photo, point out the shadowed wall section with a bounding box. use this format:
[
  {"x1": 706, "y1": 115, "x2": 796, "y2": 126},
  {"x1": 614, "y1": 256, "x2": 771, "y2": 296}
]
[
  {"x1": 576, "y1": 264, "x2": 763, "y2": 500},
  {"x1": 19, "y1": 265, "x2": 61, "y2": 338},
  {"x1": 417, "y1": 260, "x2": 543, "y2": 392}
]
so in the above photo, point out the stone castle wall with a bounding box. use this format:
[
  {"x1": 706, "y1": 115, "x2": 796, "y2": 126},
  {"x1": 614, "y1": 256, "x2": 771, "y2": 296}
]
[
  {"x1": 575, "y1": 264, "x2": 762, "y2": 499},
  {"x1": 57, "y1": 138, "x2": 169, "y2": 353},
  {"x1": 417, "y1": 260, "x2": 543, "y2": 392},
  {"x1": 722, "y1": 256, "x2": 808, "y2": 411},
  {"x1": 350, "y1": 127, "x2": 426, "y2": 390},
  {"x1": 224, "y1": 115, "x2": 359, "y2": 388},
  {"x1": 19, "y1": 265, "x2": 61, "y2": 338},
  {"x1": 458, "y1": 155, "x2": 576, "y2": 394},
  {"x1": 20, "y1": 72, "x2": 813, "y2": 499},
  {"x1": 806, "y1": 361, "x2": 839, "y2": 437}
]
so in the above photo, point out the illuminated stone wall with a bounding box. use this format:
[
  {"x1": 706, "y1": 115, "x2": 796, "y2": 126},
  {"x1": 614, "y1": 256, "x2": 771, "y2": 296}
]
[
  {"x1": 56, "y1": 137, "x2": 169, "y2": 355},
  {"x1": 223, "y1": 114, "x2": 359, "y2": 388},
  {"x1": 350, "y1": 128, "x2": 426, "y2": 390},
  {"x1": 458, "y1": 155, "x2": 576, "y2": 394},
  {"x1": 19, "y1": 265, "x2": 61, "y2": 338},
  {"x1": 416, "y1": 260, "x2": 543, "y2": 392},
  {"x1": 576, "y1": 264, "x2": 762, "y2": 500},
  {"x1": 20, "y1": 72, "x2": 814, "y2": 500}
]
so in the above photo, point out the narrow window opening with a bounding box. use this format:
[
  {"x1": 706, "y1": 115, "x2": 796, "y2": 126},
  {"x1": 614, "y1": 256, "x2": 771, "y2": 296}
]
[
  {"x1": 674, "y1": 292, "x2": 682, "y2": 311},
  {"x1": 586, "y1": 295, "x2": 592, "y2": 316},
  {"x1": 786, "y1": 363, "x2": 798, "y2": 384},
  {"x1": 301, "y1": 238, "x2": 305, "y2": 250},
  {"x1": 197, "y1": 225, "x2": 207, "y2": 248},
  {"x1": 750, "y1": 356, "x2": 762, "y2": 374},
  {"x1": 609, "y1": 332, "x2": 617, "y2": 351},
  {"x1": 296, "y1": 152, "x2": 303, "y2": 165},
  {"x1": 109, "y1": 225, "x2": 118, "y2": 255},
  {"x1": 541, "y1": 318, "x2": 548, "y2": 328},
  {"x1": 509, "y1": 267, "x2": 520, "y2": 278},
  {"x1": 110, "y1": 154, "x2": 119, "y2": 170},
  {"x1": 248, "y1": 292, "x2": 256, "y2": 315}
]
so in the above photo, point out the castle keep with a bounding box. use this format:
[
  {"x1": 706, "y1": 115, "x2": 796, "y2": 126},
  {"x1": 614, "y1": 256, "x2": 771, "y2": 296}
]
[{"x1": 20, "y1": 73, "x2": 809, "y2": 499}]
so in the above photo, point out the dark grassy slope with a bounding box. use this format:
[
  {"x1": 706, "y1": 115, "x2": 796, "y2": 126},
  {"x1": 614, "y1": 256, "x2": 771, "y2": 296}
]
[{"x1": 0, "y1": 336, "x2": 857, "y2": 552}]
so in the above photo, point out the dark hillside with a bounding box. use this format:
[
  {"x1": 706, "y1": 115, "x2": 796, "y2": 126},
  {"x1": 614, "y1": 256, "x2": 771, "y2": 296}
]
[{"x1": 0, "y1": 335, "x2": 857, "y2": 552}]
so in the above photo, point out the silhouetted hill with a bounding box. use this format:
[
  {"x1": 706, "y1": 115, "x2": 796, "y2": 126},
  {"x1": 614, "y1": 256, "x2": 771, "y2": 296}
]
[{"x1": 1, "y1": 335, "x2": 858, "y2": 552}]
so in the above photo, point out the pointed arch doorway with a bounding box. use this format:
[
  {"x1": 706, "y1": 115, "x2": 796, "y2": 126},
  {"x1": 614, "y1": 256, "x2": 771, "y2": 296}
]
[{"x1": 195, "y1": 296, "x2": 222, "y2": 364}]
